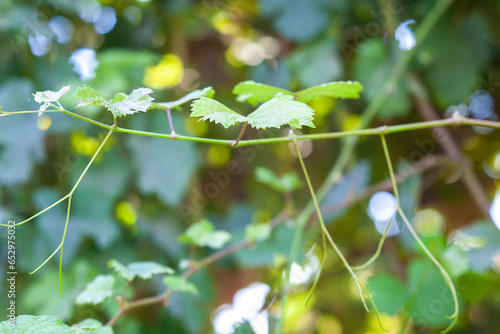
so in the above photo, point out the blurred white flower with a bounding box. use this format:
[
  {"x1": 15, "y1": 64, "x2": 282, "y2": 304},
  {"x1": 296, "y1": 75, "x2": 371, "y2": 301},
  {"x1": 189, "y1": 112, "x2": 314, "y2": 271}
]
[
  {"x1": 48, "y1": 16, "x2": 74, "y2": 44},
  {"x1": 490, "y1": 191, "x2": 500, "y2": 231},
  {"x1": 93, "y1": 6, "x2": 117, "y2": 34},
  {"x1": 28, "y1": 33, "x2": 51, "y2": 57},
  {"x1": 368, "y1": 191, "x2": 400, "y2": 236},
  {"x1": 289, "y1": 247, "x2": 320, "y2": 286},
  {"x1": 395, "y1": 19, "x2": 416, "y2": 51},
  {"x1": 70, "y1": 48, "x2": 99, "y2": 81},
  {"x1": 212, "y1": 282, "x2": 270, "y2": 334}
]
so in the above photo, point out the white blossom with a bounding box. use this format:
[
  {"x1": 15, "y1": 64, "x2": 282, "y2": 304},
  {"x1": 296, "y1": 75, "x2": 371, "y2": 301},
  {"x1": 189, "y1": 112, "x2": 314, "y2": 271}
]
[
  {"x1": 395, "y1": 19, "x2": 416, "y2": 51},
  {"x1": 69, "y1": 48, "x2": 99, "y2": 81}
]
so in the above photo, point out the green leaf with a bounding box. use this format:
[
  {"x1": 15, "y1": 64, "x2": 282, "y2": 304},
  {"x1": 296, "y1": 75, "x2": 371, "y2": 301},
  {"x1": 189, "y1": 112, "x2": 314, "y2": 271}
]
[
  {"x1": 110, "y1": 92, "x2": 127, "y2": 104},
  {"x1": 232, "y1": 80, "x2": 293, "y2": 106},
  {"x1": 74, "y1": 85, "x2": 106, "y2": 108},
  {"x1": 246, "y1": 93, "x2": 315, "y2": 129},
  {"x1": 178, "y1": 219, "x2": 231, "y2": 249},
  {"x1": 295, "y1": 81, "x2": 363, "y2": 102},
  {"x1": 367, "y1": 274, "x2": 409, "y2": 315},
  {"x1": 108, "y1": 259, "x2": 174, "y2": 281},
  {"x1": 163, "y1": 276, "x2": 199, "y2": 295},
  {"x1": 105, "y1": 87, "x2": 154, "y2": 118},
  {"x1": 0, "y1": 315, "x2": 71, "y2": 334},
  {"x1": 70, "y1": 319, "x2": 113, "y2": 334},
  {"x1": 151, "y1": 87, "x2": 215, "y2": 110},
  {"x1": 76, "y1": 275, "x2": 115, "y2": 305},
  {"x1": 190, "y1": 97, "x2": 247, "y2": 129},
  {"x1": 255, "y1": 166, "x2": 303, "y2": 193},
  {"x1": 245, "y1": 223, "x2": 272, "y2": 242},
  {"x1": 33, "y1": 85, "x2": 70, "y2": 111}
]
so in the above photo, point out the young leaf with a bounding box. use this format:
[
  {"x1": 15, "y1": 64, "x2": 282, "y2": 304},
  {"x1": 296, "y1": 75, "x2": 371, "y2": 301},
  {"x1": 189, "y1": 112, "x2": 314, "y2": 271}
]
[
  {"x1": 255, "y1": 166, "x2": 303, "y2": 193},
  {"x1": 76, "y1": 275, "x2": 116, "y2": 305},
  {"x1": 0, "y1": 315, "x2": 71, "y2": 334},
  {"x1": 33, "y1": 85, "x2": 71, "y2": 111},
  {"x1": 190, "y1": 97, "x2": 247, "y2": 129},
  {"x1": 295, "y1": 81, "x2": 364, "y2": 102},
  {"x1": 105, "y1": 87, "x2": 154, "y2": 118},
  {"x1": 245, "y1": 223, "x2": 272, "y2": 242},
  {"x1": 151, "y1": 86, "x2": 215, "y2": 110},
  {"x1": 163, "y1": 276, "x2": 199, "y2": 295},
  {"x1": 232, "y1": 80, "x2": 293, "y2": 106},
  {"x1": 70, "y1": 319, "x2": 113, "y2": 334},
  {"x1": 108, "y1": 259, "x2": 174, "y2": 281},
  {"x1": 178, "y1": 219, "x2": 231, "y2": 249},
  {"x1": 246, "y1": 93, "x2": 315, "y2": 129},
  {"x1": 74, "y1": 85, "x2": 106, "y2": 108}
]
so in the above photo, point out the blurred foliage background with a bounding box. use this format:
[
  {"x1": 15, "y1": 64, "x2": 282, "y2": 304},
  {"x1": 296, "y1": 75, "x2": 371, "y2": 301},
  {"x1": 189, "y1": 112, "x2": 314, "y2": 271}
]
[{"x1": 1, "y1": 0, "x2": 500, "y2": 333}]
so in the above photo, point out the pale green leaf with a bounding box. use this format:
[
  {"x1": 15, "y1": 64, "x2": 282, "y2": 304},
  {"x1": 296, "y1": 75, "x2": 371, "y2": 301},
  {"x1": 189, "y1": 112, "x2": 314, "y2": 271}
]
[
  {"x1": 110, "y1": 92, "x2": 127, "y2": 104},
  {"x1": 109, "y1": 260, "x2": 174, "y2": 281},
  {"x1": 151, "y1": 86, "x2": 215, "y2": 110},
  {"x1": 0, "y1": 315, "x2": 71, "y2": 334},
  {"x1": 74, "y1": 85, "x2": 106, "y2": 108},
  {"x1": 232, "y1": 80, "x2": 293, "y2": 106},
  {"x1": 75, "y1": 275, "x2": 115, "y2": 305},
  {"x1": 190, "y1": 97, "x2": 247, "y2": 128},
  {"x1": 70, "y1": 319, "x2": 113, "y2": 334},
  {"x1": 295, "y1": 81, "x2": 363, "y2": 102},
  {"x1": 246, "y1": 93, "x2": 315, "y2": 129},
  {"x1": 245, "y1": 223, "x2": 272, "y2": 242},
  {"x1": 255, "y1": 166, "x2": 303, "y2": 193},
  {"x1": 105, "y1": 87, "x2": 154, "y2": 118},
  {"x1": 33, "y1": 86, "x2": 70, "y2": 112},
  {"x1": 178, "y1": 219, "x2": 231, "y2": 249},
  {"x1": 163, "y1": 276, "x2": 199, "y2": 295}
]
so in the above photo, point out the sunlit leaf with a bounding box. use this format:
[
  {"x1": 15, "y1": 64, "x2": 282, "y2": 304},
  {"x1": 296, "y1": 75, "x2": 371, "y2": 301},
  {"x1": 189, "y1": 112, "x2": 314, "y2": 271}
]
[
  {"x1": 295, "y1": 81, "x2": 363, "y2": 102},
  {"x1": 152, "y1": 86, "x2": 215, "y2": 110},
  {"x1": 33, "y1": 85, "x2": 70, "y2": 111},
  {"x1": 190, "y1": 97, "x2": 247, "y2": 128},
  {"x1": 255, "y1": 166, "x2": 303, "y2": 193},
  {"x1": 75, "y1": 275, "x2": 115, "y2": 305},
  {"x1": 178, "y1": 219, "x2": 231, "y2": 249},
  {"x1": 232, "y1": 80, "x2": 293, "y2": 106},
  {"x1": 105, "y1": 87, "x2": 154, "y2": 118},
  {"x1": 108, "y1": 259, "x2": 174, "y2": 281},
  {"x1": 70, "y1": 318, "x2": 113, "y2": 334},
  {"x1": 74, "y1": 85, "x2": 106, "y2": 108},
  {"x1": 245, "y1": 223, "x2": 272, "y2": 242},
  {"x1": 163, "y1": 276, "x2": 199, "y2": 295},
  {"x1": 0, "y1": 315, "x2": 71, "y2": 334},
  {"x1": 246, "y1": 93, "x2": 315, "y2": 129}
]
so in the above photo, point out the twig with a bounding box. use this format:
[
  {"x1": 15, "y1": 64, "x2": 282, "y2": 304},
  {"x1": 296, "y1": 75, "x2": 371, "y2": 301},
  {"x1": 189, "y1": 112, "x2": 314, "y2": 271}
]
[
  {"x1": 166, "y1": 108, "x2": 178, "y2": 139},
  {"x1": 231, "y1": 121, "x2": 248, "y2": 147}
]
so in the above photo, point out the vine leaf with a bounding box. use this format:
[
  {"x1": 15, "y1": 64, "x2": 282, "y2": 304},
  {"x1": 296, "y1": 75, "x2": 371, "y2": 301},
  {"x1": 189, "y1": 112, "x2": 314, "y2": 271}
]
[
  {"x1": 245, "y1": 223, "x2": 272, "y2": 242},
  {"x1": 232, "y1": 80, "x2": 293, "y2": 106},
  {"x1": 105, "y1": 87, "x2": 154, "y2": 118},
  {"x1": 70, "y1": 318, "x2": 113, "y2": 334},
  {"x1": 190, "y1": 97, "x2": 247, "y2": 129},
  {"x1": 74, "y1": 85, "x2": 106, "y2": 108},
  {"x1": 246, "y1": 93, "x2": 315, "y2": 129},
  {"x1": 0, "y1": 315, "x2": 71, "y2": 334},
  {"x1": 178, "y1": 219, "x2": 231, "y2": 249},
  {"x1": 33, "y1": 85, "x2": 71, "y2": 112},
  {"x1": 76, "y1": 275, "x2": 116, "y2": 305},
  {"x1": 151, "y1": 86, "x2": 215, "y2": 110},
  {"x1": 108, "y1": 259, "x2": 174, "y2": 281},
  {"x1": 255, "y1": 166, "x2": 303, "y2": 193},
  {"x1": 295, "y1": 81, "x2": 364, "y2": 102},
  {"x1": 163, "y1": 276, "x2": 199, "y2": 295}
]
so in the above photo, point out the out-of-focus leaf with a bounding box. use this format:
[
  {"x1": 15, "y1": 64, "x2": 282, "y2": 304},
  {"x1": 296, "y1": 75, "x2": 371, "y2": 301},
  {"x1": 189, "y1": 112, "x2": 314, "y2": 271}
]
[
  {"x1": 74, "y1": 85, "x2": 106, "y2": 108},
  {"x1": 353, "y1": 38, "x2": 410, "y2": 119},
  {"x1": 190, "y1": 97, "x2": 247, "y2": 128},
  {"x1": 232, "y1": 80, "x2": 292, "y2": 106},
  {"x1": 178, "y1": 219, "x2": 231, "y2": 249},
  {"x1": 295, "y1": 81, "x2": 363, "y2": 102},
  {"x1": 441, "y1": 245, "x2": 470, "y2": 278},
  {"x1": 255, "y1": 167, "x2": 303, "y2": 193},
  {"x1": 108, "y1": 259, "x2": 174, "y2": 281},
  {"x1": 105, "y1": 87, "x2": 154, "y2": 118},
  {"x1": 245, "y1": 223, "x2": 272, "y2": 242},
  {"x1": 246, "y1": 94, "x2": 315, "y2": 129},
  {"x1": 461, "y1": 221, "x2": 500, "y2": 272},
  {"x1": 76, "y1": 275, "x2": 116, "y2": 305},
  {"x1": 70, "y1": 319, "x2": 113, "y2": 334},
  {"x1": 367, "y1": 274, "x2": 409, "y2": 315},
  {"x1": 151, "y1": 86, "x2": 215, "y2": 110},
  {"x1": 457, "y1": 272, "x2": 498, "y2": 303},
  {"x1": 0, "y1": 315, "x2": 71, "y2": 334},
  {"x1": 163, "y1": 276, "x2": 199, "y2": 295}
]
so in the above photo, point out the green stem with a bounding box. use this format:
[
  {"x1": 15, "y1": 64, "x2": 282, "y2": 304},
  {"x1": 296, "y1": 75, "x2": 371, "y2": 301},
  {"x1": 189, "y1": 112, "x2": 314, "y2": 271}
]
[
  {"x1": 59, "y1": 196, "x2": 72, "y2": 298},
  {"x1": 29, "y1": 243, "x2": 62, "y2": 275},
  {"x1": 381, "y1": 134, "x2": 458, "y2": 333}
]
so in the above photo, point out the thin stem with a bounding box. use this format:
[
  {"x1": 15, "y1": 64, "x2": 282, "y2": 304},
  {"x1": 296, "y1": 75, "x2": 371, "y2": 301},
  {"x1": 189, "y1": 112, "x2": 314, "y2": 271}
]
[
  {"x1": 29, "y1": 243, "x2": 62, "y2": 275},
  {"x1": 381, "y1": 133, "x2": 458, "y2": 333},
  {"x1": 166, "y1": 108, "x2": 177, "y2": 139},
  {"x1": 232, "y1": 121, "x2": 248, "y2": 147},
  {"x1": 59, "y1": 196, "x2": 72, "y2": 297}
]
